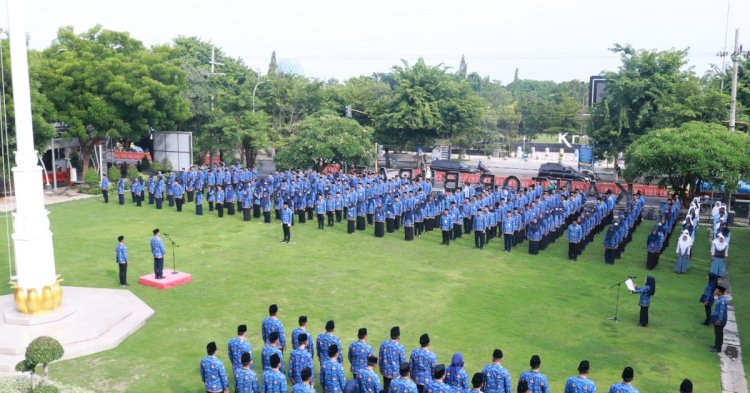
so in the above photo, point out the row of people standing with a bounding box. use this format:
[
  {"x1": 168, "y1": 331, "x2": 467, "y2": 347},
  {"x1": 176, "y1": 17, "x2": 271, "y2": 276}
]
[
  {"x1": 644, "y1": 198, "x2": 681, "y2": 270},
  {"x1": 103, "y1": 165, "x2": 603, "y2": 256},
  {"x1": 602, "y1": 194, "x2": 646, "y2": 264},
  {"x1": 202, "y1": 304, "x2": 691, "y2": 393}
]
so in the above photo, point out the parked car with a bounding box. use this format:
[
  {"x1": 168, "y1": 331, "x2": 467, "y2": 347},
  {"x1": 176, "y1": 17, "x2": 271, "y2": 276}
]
[
  {"x1": 429, "y1": 159, "x2": 479, "y2": 173},
  {"x1": 537, "y1": 162, "x2": 590, "y2": 181}
]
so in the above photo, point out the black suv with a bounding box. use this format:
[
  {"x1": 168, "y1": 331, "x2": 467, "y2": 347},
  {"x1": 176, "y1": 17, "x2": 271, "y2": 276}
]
[
  {"x1": 537, "y1": 162, "x2": 590, "y2": 181},
  {"x1": 429, "y1": 159, "x2": 479, "y2": 173}
]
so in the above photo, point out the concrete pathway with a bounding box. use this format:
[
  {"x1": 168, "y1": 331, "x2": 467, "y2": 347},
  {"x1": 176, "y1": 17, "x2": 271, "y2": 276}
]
[
  {"x1": 0, "y1": 188, "x2": 95, "y2": 213},
  {"x1": 720, "y1": 278, "x2": 748, "y2": 393}
]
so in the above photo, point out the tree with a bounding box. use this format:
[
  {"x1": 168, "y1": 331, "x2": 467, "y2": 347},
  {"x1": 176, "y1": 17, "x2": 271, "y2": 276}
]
[
  {"x1": 623, "y1": 122, "x2": 750, "y2": 206},
  {"x1": 171, "y1": 37, "x2": 264, "y2": 163},
  {"x1": 268, "y1": 51, "x2": 277, "y2": 76},
  {"x1": 375, "y1": 58, "x2": 483, "y2": 151},
  {"x1": 0, "y1": 39, "x2": 57, "y2": 176},
  {"x1": 457, "y1": 55, "x2": 467, "y2": 80},
  {"x1": 592, "y1": 44, "x2": 729, "y2": 158},
  {"x1": 37, "y1": 26, "x2": 190, "y2": 176},
  {"x1": 274, "y1": 115, "x2": 373, "y2": 171},
  {"x1": 15, "y1": 336, "x2": 64, "y2": 390}
]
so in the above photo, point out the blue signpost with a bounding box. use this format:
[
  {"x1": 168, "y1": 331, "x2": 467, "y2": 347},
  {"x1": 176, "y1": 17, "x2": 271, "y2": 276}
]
[{"x1": 578, "y1": 145, "x2": 594, "y2": 172}]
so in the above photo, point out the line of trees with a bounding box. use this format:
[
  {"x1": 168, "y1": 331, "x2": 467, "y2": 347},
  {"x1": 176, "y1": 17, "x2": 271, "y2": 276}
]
[{"x1": 1, "y1": 26, "x2": 748, "y2": 180}]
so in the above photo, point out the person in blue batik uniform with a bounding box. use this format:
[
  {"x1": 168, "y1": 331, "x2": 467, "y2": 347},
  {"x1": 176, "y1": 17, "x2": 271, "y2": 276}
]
[
  {"x1": 173, "y1": 181, "x2": 185, "y2": 212},
  {"x1": 261, "y1": 332, "x2": 284, "y2": 373},
  {"x1": 262, "y1": 353, "x2": 287, "y2": 393},
  {"x1": 380, "y1": 326, "x2": 407, "y2": 392},
  {"x1": 424, "y1": 364, "x2": 454, "y2": 393},
  {"x1": 502, "y1": 211, "x2": 515, "y2": 253},
  {"x1": 518, "y1": 355, "x2": 549, "y2": 393},
  {"x1": 292, "y1": 316, "x2": 314, "y2": 358},
  {"x1": 115, "y1": 235, "x2": 128, "y2": 286},
  {"x1": 700, "y1": 274, "x2": 720, "y2": 325},
  {"x1": 228, "y1": 324, "x2": 253, "y2": 372},
  {"x1": 440, "y1": 210, "x2": 453, "y2": 245},
  {"x1": 281, "y1": 203, "x2": 293, "y2": 243},
  {"x1": 215, "y1": 185, "x2": 225, "y2": 217},
  {"x1": 482, "y1": 349, "x2": 511, "y2": 393},
  {"x1": 101, "y1": 174, "x2": 110, "y2": 203},
  {"x1": 604, "y1": 226, "x2": 618, "y2": 264},
  {"x1": 358, "y1": 356, "x2": 383, "y2": 393},
  {"x1": 293, "y1": 367, "x2": 316, "y2": 393},
  {"x1": 261, "y1": 304, "x2": 286, "y2": 350},
  {"x1": 150, "y1": 228, "x2": 166, "y2": 279},
  {"x1": 608, "y1": 366, "x2": 639, "y2": 393},
  {"x1": 445, "y1": 353, "x2": 469, "y2": 391},
  {"x1": 317, "y1": 320, "x2": 343, "y2": 366},
  {"x1": 630, "y1": 276, "x2": 655, "y2": 327},
  {"x1": 200, "y1": 341, "x2": 229, "y2": 393},
  {"x1": 645, "y1": 229, "x2": 661, "y2": 270},
  {"x1": 195, "y1": 188, "x2": 204, "y2": 216},
  {"x1": 711, "y1": 285, "x2": 729, "y2": 352},
  {"x1": 235, "y1": 352, "x2": 260, "y2": 393},
  {"x1": 347, "y1": 203, "x2": 357, "y2": 234},
  {"x1": 321, "y1": 344, "x2": 346, "y2": 393},
  {"x1": 473, "y1": 210, "x2": 486, "y2": 249},
  {"x1": 411, "y1": 334, "x2": 438, "y2": 391},
  {"x1": 564, "y1": 360, "x2": 595, "y2": 393},
  {"x1": 316, "y1": 195, "x2": 327, "y2": 230},
  {"x1": 348, "y1": 328, "x2": 374, "y2": 376},
  {"x1": 289, "y1": 333, "x2": 315, "y2": 384},
  {"x1": 389, "y1": 362, "x2": 418, "y2": 393},
  {"x1": 467, "y1": 372, "x2": 483, "y2": 393}
]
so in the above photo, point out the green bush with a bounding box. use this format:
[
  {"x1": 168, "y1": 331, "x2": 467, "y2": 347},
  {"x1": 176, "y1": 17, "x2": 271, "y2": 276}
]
[
  {"x1": 139, "y1": 157, "x2": 151, "y2": 172},
  {"x1": 107, "y1": 165, "x2": 120, "y2": 183},
  {"x1": 26, "y1": 336, "x2": 64, "y2": 367},
  {"x1": 35, "y1": 385, "x2": 59, "y2": 393},
  {"x1": 83, "y1": 170, "x2": 100, "y2": 188},
  {"x1": 126, "y1": 165, "x2": 139, "y2": 180},
  {"x1": 159, "y1": 158, "x2": 173, "y2": 172}
]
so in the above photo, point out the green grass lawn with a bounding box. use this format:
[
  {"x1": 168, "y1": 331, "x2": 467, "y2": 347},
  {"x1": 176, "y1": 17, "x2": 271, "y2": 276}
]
[{"x1": 0, "y1": 197, "x2": 739, "y2": 393}]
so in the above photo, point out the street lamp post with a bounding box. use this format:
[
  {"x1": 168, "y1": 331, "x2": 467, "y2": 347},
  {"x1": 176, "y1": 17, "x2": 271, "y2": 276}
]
[{"x1": 252, "y1": 80, "x2": 267, "y2": 114}]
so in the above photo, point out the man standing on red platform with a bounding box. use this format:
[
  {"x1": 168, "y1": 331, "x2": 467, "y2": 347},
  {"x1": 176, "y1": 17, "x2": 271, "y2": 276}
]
[{"x1": 150, "y1": 228, "x2": 166, "y2": 279}]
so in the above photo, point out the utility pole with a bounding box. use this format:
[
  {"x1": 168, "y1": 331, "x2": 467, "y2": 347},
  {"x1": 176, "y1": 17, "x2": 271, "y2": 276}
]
[
  {"x1": 206, "y1": 46, "x2": 225, "y2": 111},
  {"x1": 727, "y1": 30, "x2": 750, "y2": 132},
  {"x1": 729, "y1": 29, "x2": 748, "y2": 132}
]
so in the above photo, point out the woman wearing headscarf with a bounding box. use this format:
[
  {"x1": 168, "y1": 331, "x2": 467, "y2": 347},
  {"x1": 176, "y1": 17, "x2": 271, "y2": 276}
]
[
  {"x1": 717, "y1": 222, "x2": 731, "y2": 243},
  {"x1": 646, "y1": 229, "x2": 661, "y2": 270},
  {"x1": 445, "y1": 353, "x2": 469, "y2": 391},
  {"x1": 700, "y1": 273, "x2": 720, "y2": 325},
  {"x1": 710, "y1": 234, "x2": 729, "y2": 277},
  {"x1": 631, "y1": 276, "x2": 656, "y2": 326},
  {"x1": 675, "y1": 230, "x2": 694, "y2": 274}
]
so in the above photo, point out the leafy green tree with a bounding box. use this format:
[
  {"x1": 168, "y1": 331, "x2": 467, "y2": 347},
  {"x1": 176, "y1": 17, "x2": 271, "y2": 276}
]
[
  {"x1": 592, "y1": 44, "x2": 729, "y2": 158},
  {"x1": 15, "y1": 336, "x2": 64, "y2": 390},
  {"x1": 170, "y1": 37, "x2": 264, "y2": 163},
  {"x1": 623, "y1": 122, "x2": 750, "y2": 206},
  {"x1": 274, "y1": 115, "x2": 373, "y2": 170},
  {"x1": 0, "y1": 39, "x2": 57, "y2": 171},
  {"x1": 375, "y1": 58, "x2": 482, "y2": 152},
  {"x1": 37, "y1": 26, "x2": 190, "y2": 176},
  {"x1": 256, "y1": 74, "x2": 328, "y2": 140}
]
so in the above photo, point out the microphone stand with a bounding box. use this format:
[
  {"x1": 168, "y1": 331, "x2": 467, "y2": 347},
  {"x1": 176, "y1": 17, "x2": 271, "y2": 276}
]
[
  {"x1": 606, "y1": 277, "x2": 634, "y2": 322},
  {"x1": 164, "y1": 233, "x2": 179, "y2": 274}
]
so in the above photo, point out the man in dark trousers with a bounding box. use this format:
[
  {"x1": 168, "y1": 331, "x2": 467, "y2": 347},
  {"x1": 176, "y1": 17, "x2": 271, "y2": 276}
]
[
  {"x1": 150, "y1": 228, "x2": 166, "y2": 279},
  {"x1": 711, "y1": 285, "x2": 728, "y2": 353},
  {"x1": 115, "y1": 235, "x2": 128, "y2": 286}
]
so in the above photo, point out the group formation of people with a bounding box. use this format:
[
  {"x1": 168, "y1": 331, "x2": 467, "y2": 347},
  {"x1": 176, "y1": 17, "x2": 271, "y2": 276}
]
[
  {"x1": 644, "y1": 199, "x2": 682, "y2": 270},
  {"x1": 101, "y1": 165, "x2": 631, "y2": 261},
  {"x1": 199, "y1": 304, "x2": 697, "y2": 393},
  {"x1": 600, "y1": 194, "x2": 646, "y2": 264}
]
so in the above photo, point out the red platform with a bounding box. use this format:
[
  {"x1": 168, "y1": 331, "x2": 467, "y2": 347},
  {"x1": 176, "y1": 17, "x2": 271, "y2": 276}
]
[{"x1": 138, "y1": 269, "x2": 192, "y2": 289}]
